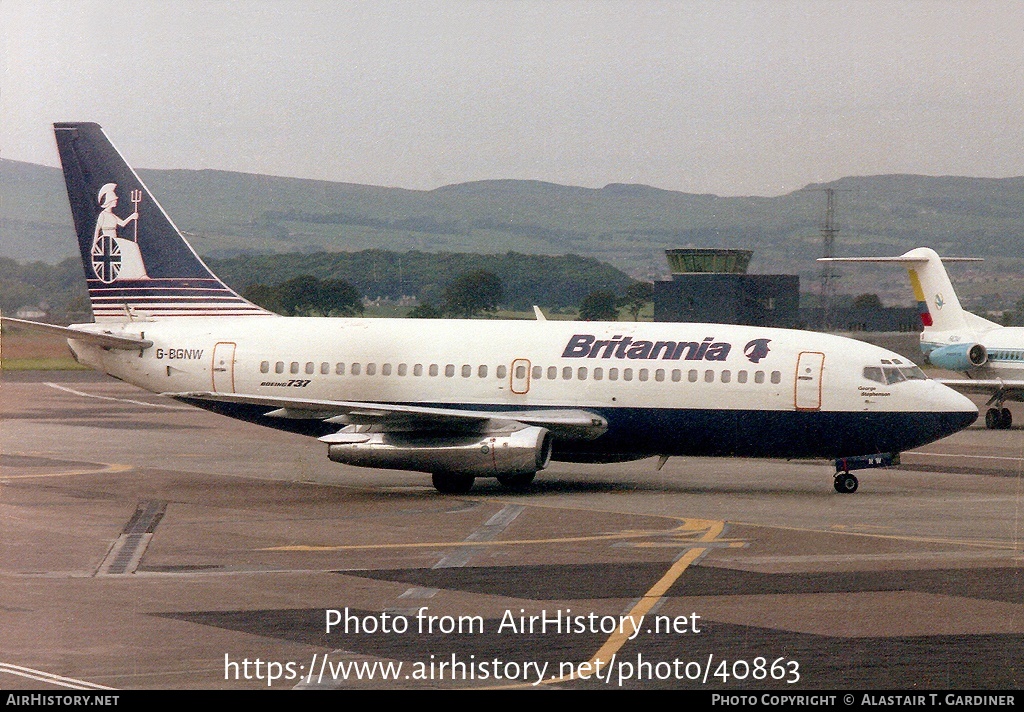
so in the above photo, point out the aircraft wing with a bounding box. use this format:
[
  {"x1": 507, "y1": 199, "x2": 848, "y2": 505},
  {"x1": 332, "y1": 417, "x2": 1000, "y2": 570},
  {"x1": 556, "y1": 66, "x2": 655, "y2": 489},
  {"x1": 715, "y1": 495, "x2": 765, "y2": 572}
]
[
  {"x1": 935, "y1": 378, "x2": 1024, "y2": 404},
  {"x1": 1, "y1": 316, "x2": 153, "y2": 350},
  {"x1": 168, "y1": 391, "x2": 609, "y2": 440}
]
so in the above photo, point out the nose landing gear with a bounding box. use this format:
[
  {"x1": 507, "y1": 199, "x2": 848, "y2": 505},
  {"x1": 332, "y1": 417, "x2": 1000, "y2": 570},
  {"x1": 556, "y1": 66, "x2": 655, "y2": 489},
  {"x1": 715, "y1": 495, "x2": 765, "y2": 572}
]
[
  {"x1": 834, "y1": 472, "x2": 858, "y2": 493},
  {"x1": 833, "y1": 452, "x2": 899, "y2": 494}
]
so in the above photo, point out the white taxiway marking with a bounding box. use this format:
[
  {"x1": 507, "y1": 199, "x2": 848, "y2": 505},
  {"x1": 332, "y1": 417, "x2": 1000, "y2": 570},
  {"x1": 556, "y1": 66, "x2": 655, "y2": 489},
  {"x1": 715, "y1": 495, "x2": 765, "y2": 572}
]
[
  {"x1": 0, "y1": 662, "x2": 115, "y2": 690},
  {"x1": 44, "y1": 382, "x2": 190, "y2": 410}
]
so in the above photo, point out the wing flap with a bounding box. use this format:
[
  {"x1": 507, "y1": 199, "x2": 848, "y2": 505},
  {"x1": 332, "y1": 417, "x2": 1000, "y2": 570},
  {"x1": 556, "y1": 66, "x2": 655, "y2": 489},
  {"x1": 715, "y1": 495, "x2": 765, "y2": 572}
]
[
  {"x1": 936, "y1": 378, "x2": 1024, "y2": 400},
  {"x1": 168, "y1": 391, "x2": 608, "y2": 439}
]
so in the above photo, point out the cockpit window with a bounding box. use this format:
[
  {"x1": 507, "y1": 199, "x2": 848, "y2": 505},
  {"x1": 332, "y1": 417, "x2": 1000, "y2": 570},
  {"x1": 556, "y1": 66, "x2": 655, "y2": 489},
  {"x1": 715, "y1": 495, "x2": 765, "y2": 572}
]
[
  {"x1": 865, "y1": 363, "x2": 927, "y2": 384},
  {"x1": 899, "y1": 365, "x2": 927, "y2": 380},
  {"x1": 863, "y1": 366, "x2": 885, "y2": 384},
  {"x1": 882, "y1": 367, "x2": 906, "y2": 384}
]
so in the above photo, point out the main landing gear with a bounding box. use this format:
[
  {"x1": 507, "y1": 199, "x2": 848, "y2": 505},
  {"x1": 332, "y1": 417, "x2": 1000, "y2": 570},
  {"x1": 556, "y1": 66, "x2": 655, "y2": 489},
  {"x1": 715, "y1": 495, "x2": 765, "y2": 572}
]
[
  {"x1": 985, "y1": 407, "x2": 1012, "y2": 430},
  {"x1": 833, "y1": 452, "x2": 899, "y2": 494},
  {"x1": 431, "y1": 471, "x2": 538, "y2": 494},
  {"x1": 432, "y1": 472, "x2": 475, "y2": 494}
]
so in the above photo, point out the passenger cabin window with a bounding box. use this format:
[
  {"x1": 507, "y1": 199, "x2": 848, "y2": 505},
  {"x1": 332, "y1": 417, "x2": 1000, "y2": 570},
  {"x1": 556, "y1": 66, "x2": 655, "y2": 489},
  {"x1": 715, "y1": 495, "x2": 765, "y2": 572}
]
[
  {"x1": 321, "y1": 362, "x2": 330, "y2": 375},
  {"x1": 547, "y1": 366, "x2": 557, "y2": 380},
  {"x1": 478, "y1": 365, "x2": 487, "y2": 378},
  {"x1": 704, "y1": 370, "x2": 714, "y2": 383},
  {"x1": 336, "y1": 363, "x2": 345, "y2": 375},
  {"x1": 445, "y1": 364, "x2": 455, "y2": 377},
  {"x1": 496, "y1": 365, "x2": 507, "y2": 379},
  {"x1": 688, "y1": 370, "x2": 698, "y2": 383},
  {"x1": 623, "y1": 368, "x2": 633, "y2": 381},
  {"x1": 639, "y1": 369, "x2": 649, "y2": 382},
  {"x1": 399, "y1": 364, "x2": 408, "y2": 376},
  {"x1": 770, "y1": 371, "x2": 781, "y2": 384},
  {"x1": 737, "y1": 370, "x2": 747, "y2": 383},
  {"x1": 275, "y1": 361, "x2": 285, "y2": 374},
  {"x1": 594, "y1": 367, "x2": 603, "y2": 380},
  {"x1": 721, "y1": 370, "x2": 731, "y2": 383},
  {"x1": 609, "y1": 368, "x2": 619, "y2": 381},
  {"x1": 366, "y1": 363, "x2": 376, "y2": 376},
  {"x1": 671, "y1": 369, "x2": 681, "y2": 382},
  {"x1": 655, "y1": 369, "x2": 665, "y2": 382},
  {"x1": 305, "y1": 362, "x2": 314, "y2": 375},
  {"x1": 351, "y1": 363, "x2": 361, "y2": 375},
  {"x1": 260, "y1": 361, "x2": 270, "y2": 373},
  {"x1": 429, "y1": 364, "x2": 439, "y2": 377},
  {"x1": 533, "y1": 366, "x2": 542, "y2": 379},
  {"x1": 382, "y1": 364, "x2": 392, "y2": 376},
  {"x1": 754, "y1": 371, "x2": 765, "y2": 384},
  {"x1": 578, "y1": 367, "x2": 588, "y2": 380},
  {"x1": 290, "y1": 362, "x2": 299, "y2": 374},
  {"x1": 563, "y1": 366, "x2": 572, "y2": 380}
]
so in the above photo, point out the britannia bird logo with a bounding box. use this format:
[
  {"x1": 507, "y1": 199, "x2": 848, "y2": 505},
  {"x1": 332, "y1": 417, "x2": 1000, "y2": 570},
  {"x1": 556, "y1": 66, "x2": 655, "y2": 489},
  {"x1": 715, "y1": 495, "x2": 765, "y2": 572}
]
[{"x1": 744, "y1": 338, "x2": 772, "y2": 363}]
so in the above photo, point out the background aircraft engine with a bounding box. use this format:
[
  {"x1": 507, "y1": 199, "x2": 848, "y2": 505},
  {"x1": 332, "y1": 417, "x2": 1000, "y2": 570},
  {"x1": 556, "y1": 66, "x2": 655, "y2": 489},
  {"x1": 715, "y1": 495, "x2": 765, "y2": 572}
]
[
  {"x1": 327, "y1": 426, "x2": 553, "y2": 476},
  {"x1": 926, "y1": 343, "x2": 987, "y2": 371}
]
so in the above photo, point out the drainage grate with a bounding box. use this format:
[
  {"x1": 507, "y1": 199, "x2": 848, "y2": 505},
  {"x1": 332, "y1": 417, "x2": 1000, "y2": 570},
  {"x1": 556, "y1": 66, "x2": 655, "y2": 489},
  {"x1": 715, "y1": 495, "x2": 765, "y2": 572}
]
[{"x1": 96, "y1": 500, "x2": 167, "y2": 576}]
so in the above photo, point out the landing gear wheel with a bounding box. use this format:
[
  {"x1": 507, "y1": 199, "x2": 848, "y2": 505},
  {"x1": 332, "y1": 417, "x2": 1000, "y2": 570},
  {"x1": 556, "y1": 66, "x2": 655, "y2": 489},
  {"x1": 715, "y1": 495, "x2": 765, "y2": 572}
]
[
  {"x1": 432, "y1": 472, "x2": 475, "y2": 494},
  {"x1": 834, "y1": 472, "x2": 859, "y2": 494},
  {"x1": 986, "y1": 408, "x2": 1000, "y2": 429},
  {"x1": 1001, "y1": 408, "x2": 1013, "y2": 429},
  {"x1": 496, "y1": 471, "x2": 536, "y2": 489}
]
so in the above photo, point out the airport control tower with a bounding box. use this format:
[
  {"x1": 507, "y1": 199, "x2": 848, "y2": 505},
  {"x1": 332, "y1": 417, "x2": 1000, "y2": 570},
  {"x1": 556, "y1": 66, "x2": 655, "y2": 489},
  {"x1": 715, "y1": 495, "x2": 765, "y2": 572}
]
[{"x1": 653, "y1": 248, "x2": 800, "y2": 327}]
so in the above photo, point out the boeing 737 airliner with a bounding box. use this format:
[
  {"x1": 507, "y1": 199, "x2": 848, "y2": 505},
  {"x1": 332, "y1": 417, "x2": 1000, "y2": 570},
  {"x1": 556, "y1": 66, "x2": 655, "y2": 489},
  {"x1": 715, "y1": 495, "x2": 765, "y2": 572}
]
[{"x1": 1, "y1": 123, "x2": 978, "y2": 493}]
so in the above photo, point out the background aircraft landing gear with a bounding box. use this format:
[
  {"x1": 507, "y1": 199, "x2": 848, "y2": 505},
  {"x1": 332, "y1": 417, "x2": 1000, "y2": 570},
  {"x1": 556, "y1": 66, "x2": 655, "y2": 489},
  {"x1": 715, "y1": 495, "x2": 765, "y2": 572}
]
[
  {"x1": 985, "y1": 407, "x2": 1012, "y2": 430},
  {"x1": 432, "y1": 472, "x2": 475, "y2": 494},
  {"x1": 834, "y1": 472, "x2": 858, "y2": 493},
  {"x1": 496, "y1": 471, "x2": 536, "y2": 490}
]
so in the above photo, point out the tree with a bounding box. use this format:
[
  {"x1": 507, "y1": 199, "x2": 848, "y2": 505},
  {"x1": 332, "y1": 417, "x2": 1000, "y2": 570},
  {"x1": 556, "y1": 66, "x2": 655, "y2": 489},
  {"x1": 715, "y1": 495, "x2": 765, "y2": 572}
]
[
  {"x1": 579, "y1": 290, "x2": 619, "y2": 321},
  {"x1": 442, "y1": 271, "x2": 504, "y2": 318},
  {"x1": 620, "y1": 281, "x2": 654, "y2": 320},
  {"x1": 407, "y1": 302, "x2": 443, "y2": 318},
  {"x1": 852, "y1": 293, "x2": 884, "y2": 310},
  {"x1": 242, "y1": 275, "x2": 363, "y2": 316}
]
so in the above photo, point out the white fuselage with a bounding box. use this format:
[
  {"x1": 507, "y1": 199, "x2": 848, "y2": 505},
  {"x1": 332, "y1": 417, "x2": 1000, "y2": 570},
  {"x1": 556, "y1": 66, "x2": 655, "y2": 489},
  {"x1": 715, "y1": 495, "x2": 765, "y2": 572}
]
[{"x1": 66, "y1": 315, "x2": 977, "y2": 461}]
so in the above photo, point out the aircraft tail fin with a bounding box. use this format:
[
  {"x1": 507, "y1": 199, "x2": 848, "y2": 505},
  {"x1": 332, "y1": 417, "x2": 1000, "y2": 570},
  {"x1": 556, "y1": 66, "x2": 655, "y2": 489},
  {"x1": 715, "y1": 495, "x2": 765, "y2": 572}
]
[
  {"x1": 820, "y1": 248, "x2": 996, "y2": 337},
  {"x1": 53, "y1": 122, "x2": 272, "y2": 322}
]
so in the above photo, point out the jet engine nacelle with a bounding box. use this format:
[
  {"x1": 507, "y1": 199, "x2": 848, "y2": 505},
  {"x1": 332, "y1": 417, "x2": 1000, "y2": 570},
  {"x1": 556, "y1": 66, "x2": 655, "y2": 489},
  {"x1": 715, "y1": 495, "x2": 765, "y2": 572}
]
[
  {"x1": 926, "y1": 342, "x2": 987, "y2": 371},
  {"x1": 327, "y1": 426, "x2": 553, "y2": 477}
]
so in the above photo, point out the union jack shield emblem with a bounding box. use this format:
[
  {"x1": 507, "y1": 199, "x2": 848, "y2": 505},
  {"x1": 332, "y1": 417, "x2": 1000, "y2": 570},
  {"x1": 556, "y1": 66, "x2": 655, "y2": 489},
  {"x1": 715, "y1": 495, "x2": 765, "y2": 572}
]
[{"x1": 91, "y1": 235, "x2": 121, "y2": 283}]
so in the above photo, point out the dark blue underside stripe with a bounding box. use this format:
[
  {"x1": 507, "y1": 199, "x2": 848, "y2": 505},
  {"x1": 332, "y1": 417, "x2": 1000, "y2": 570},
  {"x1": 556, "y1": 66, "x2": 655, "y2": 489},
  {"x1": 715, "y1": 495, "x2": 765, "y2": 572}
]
[{"x1": 173, "y1": 399, "x2": 976, "y2": 461}]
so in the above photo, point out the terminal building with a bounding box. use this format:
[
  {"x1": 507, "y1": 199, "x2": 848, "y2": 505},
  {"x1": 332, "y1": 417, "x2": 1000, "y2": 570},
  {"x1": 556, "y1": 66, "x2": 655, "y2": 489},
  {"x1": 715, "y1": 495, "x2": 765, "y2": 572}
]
[{"x1": 653, "y1": 248, "x2": 920, "y2": 332}]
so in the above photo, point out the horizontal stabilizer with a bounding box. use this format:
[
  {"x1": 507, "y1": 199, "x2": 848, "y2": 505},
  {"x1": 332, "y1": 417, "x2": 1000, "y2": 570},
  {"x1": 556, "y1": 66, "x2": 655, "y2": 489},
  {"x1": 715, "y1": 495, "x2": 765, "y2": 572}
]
[
  {"x1": 818, "y1": 256, "x2": 982, "y2": 264},
  {"x1": 1, "y1": 317, "x2": 153, "y2": 350}
]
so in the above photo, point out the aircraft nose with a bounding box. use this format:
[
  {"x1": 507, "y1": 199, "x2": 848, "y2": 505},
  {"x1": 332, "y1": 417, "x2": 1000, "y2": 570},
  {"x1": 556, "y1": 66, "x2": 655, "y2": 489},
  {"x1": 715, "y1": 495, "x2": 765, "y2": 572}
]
[{"x1": 934, "y1": 382, "x2": 979, "y2": 428}]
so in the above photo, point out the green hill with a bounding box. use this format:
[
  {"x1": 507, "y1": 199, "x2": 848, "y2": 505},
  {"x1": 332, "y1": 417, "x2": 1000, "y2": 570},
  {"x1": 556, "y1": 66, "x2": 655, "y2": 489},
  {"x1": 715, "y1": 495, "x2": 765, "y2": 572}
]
[{"x1": 3, "y1": 159, "x2": 1023, "y2": 293}]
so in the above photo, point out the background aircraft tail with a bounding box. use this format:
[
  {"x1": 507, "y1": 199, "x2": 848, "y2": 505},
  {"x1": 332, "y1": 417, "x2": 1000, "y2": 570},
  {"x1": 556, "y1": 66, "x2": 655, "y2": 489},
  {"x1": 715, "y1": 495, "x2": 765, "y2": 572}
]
[
  {"x1": 820, "y1": 248, "x2": 997, "y2": 339},
  {"x1": 54, "y1": 122, "x2": 271, "y2": 322}
]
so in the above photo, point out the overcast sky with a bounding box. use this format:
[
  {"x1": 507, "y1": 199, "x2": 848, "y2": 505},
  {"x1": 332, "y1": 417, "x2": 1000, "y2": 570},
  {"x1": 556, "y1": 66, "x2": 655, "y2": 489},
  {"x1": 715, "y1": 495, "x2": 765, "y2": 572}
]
[{"x1": 2, "y1": 1, "x2": 1021, "y2": 196}]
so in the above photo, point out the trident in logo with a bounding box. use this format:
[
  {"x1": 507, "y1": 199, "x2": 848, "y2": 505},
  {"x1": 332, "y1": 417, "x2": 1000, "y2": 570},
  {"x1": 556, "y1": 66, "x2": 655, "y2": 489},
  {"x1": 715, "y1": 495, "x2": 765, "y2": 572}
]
[{"x1": 131, "y1": 189, "x2": 142, "y2": 241}]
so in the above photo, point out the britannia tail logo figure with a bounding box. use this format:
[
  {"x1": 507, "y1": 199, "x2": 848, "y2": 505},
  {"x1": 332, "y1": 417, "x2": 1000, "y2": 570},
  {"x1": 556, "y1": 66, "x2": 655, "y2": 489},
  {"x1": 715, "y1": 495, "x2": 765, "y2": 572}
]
[{"x1": 91, "y1": 183, "x2": 148, "y2": 283}]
